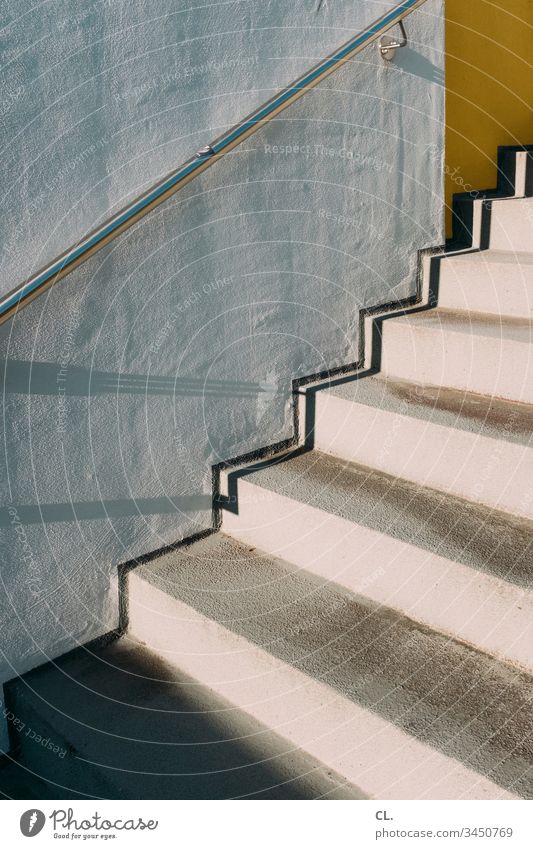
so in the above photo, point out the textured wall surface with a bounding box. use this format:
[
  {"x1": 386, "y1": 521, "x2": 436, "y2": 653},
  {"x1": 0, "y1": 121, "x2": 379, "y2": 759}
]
[
  {"x1": 0, "y1": 0, "x2": 444, "y2": 751},
  {"x1": 0, "y1": 0, "x2": 402, "y2": 295}
]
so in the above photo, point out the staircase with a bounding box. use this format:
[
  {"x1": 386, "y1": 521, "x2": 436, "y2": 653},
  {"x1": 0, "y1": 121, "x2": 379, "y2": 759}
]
[{"x1": 3, "y1": 147, "x2": 533, "y2": 800}]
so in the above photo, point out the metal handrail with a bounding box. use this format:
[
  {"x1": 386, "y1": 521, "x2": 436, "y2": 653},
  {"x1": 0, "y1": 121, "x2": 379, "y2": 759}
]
[{"x1": 0, "y1": 0, "x2": 429, "y2": 324}]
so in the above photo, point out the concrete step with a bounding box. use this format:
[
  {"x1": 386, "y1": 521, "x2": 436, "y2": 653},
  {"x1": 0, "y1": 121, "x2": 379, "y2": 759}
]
[
  {"x1": 499, "y1": 147, "x2": 533, "y2": 198},
  {"x1": 435, "y1": 251, "x2": 533, "y2": 320},
  {"x1": 487, "y1": 198, "x2": 533, "y2": 252},
  {"x1": 0, "y1": 757, "x2": 56, "y2": 800},
  {"x1": 223, "y1": 449, "x2": 533, "y2": 672},
  {"x1": 310, "y1": 374, "x2": 533, "y2": 519},
  {"x1": 453, "y1": 197, "x2": 533, "y2": 251},
  {"x1": 123, "y1": 533, "x2": 531, "y2": 799},
  {"x1": 5, "y1": 638, "x2": 359, "y2": 800},
  {"x1": 379, "y1": 308, "x2": 533, "y2": 404}
]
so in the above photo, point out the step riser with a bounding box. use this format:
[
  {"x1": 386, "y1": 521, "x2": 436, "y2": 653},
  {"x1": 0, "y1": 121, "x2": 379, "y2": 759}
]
[
  {"x1": 127, "y1": 570, "x2": 515, "y2": 800},
  {"x1": 436, "y1": 259, "x2": 533, "y2": 320},
  {"x1": 488, "y1": 199, "x2": 533, "y2": 252},
  {"x1": 493, "y1": 149, "x2": 532, "y2": 199},
  {"x1": 454, "y1": 198, "x2": 533, "y2": 251},
  {"x1": 312, "y1": 393, "x2": 533, "y2": 520},
  {"x1": 380, "y1": 321, "x2": 533, "y2": 404},
  {"x1": 513, "y1": 150, "x2": 533, "y2": 198},
  {"x1": 454, "y1": 199, "x2": 485, "y2": 249},
  {"x1": 223, "y1": 477, "x2": 533, "y2": 673}
]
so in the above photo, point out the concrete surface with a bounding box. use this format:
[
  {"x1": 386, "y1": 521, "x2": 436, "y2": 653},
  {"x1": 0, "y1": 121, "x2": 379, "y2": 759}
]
[
  {"x1": 488, "y1": 199, "x2": 533, "y2": 253},
  {"x1": 125, "y1": 533, "x2": 530, "y2": 799},
  {"x1": 6, "y1": 637, "x2": 361, "y2": 799},
  {"x1": 311, "y1": 374, "x2": 533, "y2": 517},
  {"x1": 436, "y1": 251, "x2": 533, "y2": 319},
  {"x1": 380, "y1": 309, "x2": 533, "y2": 403},
  {"x1": 223, "y1": 449, "x2": 533, "y2": 670},
  {"x1": 0, "y1": 756, "x2": 57, "y2": 800}
]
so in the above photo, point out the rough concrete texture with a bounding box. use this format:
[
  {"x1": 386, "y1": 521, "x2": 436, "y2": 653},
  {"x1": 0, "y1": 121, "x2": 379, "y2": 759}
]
[
  {"x1": 0, "y1": 0, "x2": 403, "y2": 291},
  {"x1": 310, "y1": 372, "x2": 533, "y2": 518},
  {"x1": 380, "y1": 308, "x2": 533, "y2": 403},
  {"x1": 487, "y1": 198, "x2": 533, "y2": 253},
  {"x1": 0, "y1": 0, "x2": 445, "y2": 714},
  {"x1": 222, "y1": 449, "x2": 533, "y2": 670},
  {"x1": 5, "y1": 636, "x2": 363, "y2": 800},
  {"x1": 325, "y1": 373, "x2": 533, "y2": 447},
  {"x1": 435, "y1": 250, "x2": 533, "y2": 320},
  {"x1": 0, "y1": 756, "x2": 57, "y2": 800},
  {"x1": 126, "y1": 533, "x2": 533, "y2": 798},
  {"x1": 230, "y1": 449, "x2": 533, "y2": 588}
]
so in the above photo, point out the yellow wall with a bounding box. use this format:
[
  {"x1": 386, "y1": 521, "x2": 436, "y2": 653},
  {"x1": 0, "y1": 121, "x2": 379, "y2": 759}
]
[{"x1": 445, "y1": 0, "x2": 533, "y2": 236}]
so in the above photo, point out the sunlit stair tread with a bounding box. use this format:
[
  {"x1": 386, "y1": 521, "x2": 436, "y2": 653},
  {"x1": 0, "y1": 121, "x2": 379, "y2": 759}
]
[
  {"x1": 310, "y1": 372, "x2": 533, "y2": 519},
  {"x1": 386, "y1": 308, "x2": 533, "y2": 341},
  {"x1": 436, "y1": 251, "x2": 533, "y2": 319},
  {"x1": 320, "y1": 373, "x2": 533, "y2": 447},
  {"x1": 223, "y1": 449, "x2": 533, "y2": 671},
  {"x1": 125, "y1": 532, "x2": 532, "y2": 799},
  {"x1": 379, "y1": 308, "x2": 533, "y2": 404}
]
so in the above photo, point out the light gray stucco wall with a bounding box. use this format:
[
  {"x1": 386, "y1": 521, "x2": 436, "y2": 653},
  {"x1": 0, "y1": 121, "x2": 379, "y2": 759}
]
[
  {"x1": 0, "y1": 0, "x2": 401, "y2": 295},
  {"x1": 0, "y1": 0, "x2": 444, "y2": 752}
]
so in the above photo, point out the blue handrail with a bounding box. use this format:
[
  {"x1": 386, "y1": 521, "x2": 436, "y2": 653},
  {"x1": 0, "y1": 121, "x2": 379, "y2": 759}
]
[{"x1": 0, "y1": 0, "x2": 428, "y2": 322}]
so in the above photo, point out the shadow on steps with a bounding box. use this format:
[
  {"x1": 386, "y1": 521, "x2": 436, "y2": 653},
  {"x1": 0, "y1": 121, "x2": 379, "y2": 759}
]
[{"x1": 3, "y1": 639, "x2": 363, "y2": 801}]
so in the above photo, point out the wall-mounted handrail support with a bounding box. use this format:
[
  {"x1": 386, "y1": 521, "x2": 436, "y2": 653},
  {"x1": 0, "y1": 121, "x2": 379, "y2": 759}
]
[{"x1": 379, "y1": 20, "x2": 408, "y2": 60}]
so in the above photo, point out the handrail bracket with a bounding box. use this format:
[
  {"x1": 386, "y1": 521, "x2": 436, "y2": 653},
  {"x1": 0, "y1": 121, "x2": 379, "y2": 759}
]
[{"x1": 379, "y1": 19, "x2": 408, "y2": 61}]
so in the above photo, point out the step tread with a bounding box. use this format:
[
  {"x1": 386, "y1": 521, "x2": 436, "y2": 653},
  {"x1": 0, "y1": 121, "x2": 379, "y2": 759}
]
[
  {"x1": 388, "y1": 308, "x2": 533, "y2": 342},
  {"x1": 7, "y1": 638, "x2": 359, "y2": 800},
  {"x1": 320, "y1": 375, "x2": 533, "y2": 448},
  {"x1": 443, "y1": 250, "x2": 533, "y2": 269},
  {"x1": 131, "y1": 532, "x2": 533, "y2": 797},
  {"x1": 234, "y1": 449, "x2": 533, "y2": 587}
]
